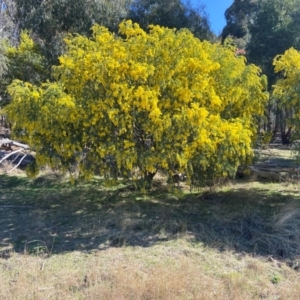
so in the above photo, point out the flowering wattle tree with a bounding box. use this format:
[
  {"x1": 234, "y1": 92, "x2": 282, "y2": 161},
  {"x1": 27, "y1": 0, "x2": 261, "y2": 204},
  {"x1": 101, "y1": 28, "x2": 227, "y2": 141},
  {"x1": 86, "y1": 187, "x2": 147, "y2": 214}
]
[
  {"x1": 5, "y1": 21, "x2": 268, "y2": 185},
  {"x1": 273, "y1": 48, "x2": 300, "y2": 145}
]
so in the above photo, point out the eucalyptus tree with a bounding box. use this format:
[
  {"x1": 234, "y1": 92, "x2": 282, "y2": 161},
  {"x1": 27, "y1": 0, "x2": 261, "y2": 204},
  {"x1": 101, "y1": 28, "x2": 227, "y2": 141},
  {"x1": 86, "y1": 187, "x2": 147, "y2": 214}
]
[
  {"x1": 128, "y1": 0, "x2": 213, "y2": 41},
  {"x1": 221, "y1": 0, "x2": 257, "y2": 47}
]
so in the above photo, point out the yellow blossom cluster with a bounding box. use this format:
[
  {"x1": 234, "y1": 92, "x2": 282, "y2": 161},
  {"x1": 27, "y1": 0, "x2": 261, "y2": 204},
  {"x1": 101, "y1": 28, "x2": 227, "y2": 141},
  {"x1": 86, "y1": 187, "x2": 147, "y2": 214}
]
[
  {"x1": 5, "y1": 21, "x2": 268, "y2": 182},
  {"x1": 273, "y1": 48, "x2": 300, "y2": 107},
  {"x1": 273, "y1": 48, "x2": 300, "y2": 142}
]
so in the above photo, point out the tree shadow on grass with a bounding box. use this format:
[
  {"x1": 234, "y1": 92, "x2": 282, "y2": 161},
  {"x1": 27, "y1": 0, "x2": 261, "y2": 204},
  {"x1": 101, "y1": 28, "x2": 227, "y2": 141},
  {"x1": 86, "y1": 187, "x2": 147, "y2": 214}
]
[{"x1": 1, "y1": 174, "x2": 300, "y2": 261}]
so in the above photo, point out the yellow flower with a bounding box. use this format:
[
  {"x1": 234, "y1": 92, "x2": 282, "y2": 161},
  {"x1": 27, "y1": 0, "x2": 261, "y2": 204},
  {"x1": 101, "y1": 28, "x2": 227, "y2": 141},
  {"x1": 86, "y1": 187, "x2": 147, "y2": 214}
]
[{"x1": 5, "y1": 20, "x2": 268, "y2": 182}]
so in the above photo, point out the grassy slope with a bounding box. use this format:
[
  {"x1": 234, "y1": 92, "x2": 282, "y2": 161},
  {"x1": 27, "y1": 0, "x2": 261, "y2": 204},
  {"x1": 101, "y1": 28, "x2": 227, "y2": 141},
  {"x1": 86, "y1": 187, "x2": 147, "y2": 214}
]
[{"x1": 1, "y1": 168, "x2": 300, "y2": 299}]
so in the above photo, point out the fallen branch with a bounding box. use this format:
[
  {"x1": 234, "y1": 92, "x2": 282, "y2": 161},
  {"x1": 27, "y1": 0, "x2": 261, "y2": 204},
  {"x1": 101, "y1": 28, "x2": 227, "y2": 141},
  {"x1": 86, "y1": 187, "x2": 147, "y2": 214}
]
[
  {"x1": 6, "y1": 154, "x2": 28, "y2": 173},
  {"x1": 0, "y1": 138, "x2": 29, "y2": 149},
  {"x1": 0, "y1": 148, "x2": 24, "y2": 165},
  {"x1": 0, "y1": 205, "x2": 34, "y2": 209}
]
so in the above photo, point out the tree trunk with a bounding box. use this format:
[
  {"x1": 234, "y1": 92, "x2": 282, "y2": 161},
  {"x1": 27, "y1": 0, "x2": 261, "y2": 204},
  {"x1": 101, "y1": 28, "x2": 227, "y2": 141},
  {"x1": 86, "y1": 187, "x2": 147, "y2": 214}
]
[
  {"x1": 281, "y1": 127, "x2": 292, "y2": 145},
  {"x1": 144, "y1": 171, "x2": 156, "y2": 189}
]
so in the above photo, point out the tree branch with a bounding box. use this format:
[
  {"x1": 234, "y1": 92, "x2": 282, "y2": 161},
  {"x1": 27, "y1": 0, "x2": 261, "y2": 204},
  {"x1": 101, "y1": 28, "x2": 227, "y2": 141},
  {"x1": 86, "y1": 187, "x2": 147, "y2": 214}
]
[
  {"x1": 6, "y1": 153, "x2": 27, "y2": 173},
  {"x1": 0, "y1": 148, "x2": 23, "y2": 165}
]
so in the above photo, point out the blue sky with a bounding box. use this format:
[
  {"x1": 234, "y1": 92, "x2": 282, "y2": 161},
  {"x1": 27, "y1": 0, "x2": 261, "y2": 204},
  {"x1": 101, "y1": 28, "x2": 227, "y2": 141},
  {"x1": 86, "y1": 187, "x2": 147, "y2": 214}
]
[{"x1": 191, "y1": 0, "x2": 234, "y2": 35}]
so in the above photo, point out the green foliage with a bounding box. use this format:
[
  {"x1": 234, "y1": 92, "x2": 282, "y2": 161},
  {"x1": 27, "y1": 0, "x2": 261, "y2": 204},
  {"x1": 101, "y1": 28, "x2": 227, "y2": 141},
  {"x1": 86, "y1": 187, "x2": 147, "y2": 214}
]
[
  {"x1": 9, "y1": 0, "x2": 210, "y2": 76},
  {"x1": 13, "y1": 0, "x2": 132, "y2": 66},
  {"x1": 222, "y1": 0, "x2": 300, "y2": 142},
  {"x1": 222, "y1": 0, "x2": 300, "y2": 87},
  {"x1": 6, "y1": 31, "x2": 47, "y2": 84},
  {"x1": 0, "y1": 31, "x2": 47, "y2": 106},
  {"x1": 273, "y1": 48, "x2": 300, "y2": 140},
  {"x1": 128, "y1": 0, "x2": 213, "y2": 41},
  {"x1": 246, "y1": 0, "x2": 300, "y2": 87},
  {"x1": 5, "y1": 21, "x2": 268, "y2": 185},
  {"x1": 271, "y1": 275, "x2": 281, "y2": 285},
  {"x1": 26, "y1": 160, "x2": 39, "y2": 178},
  {"x1": 221, "y1": 0, "x2": 257, "y2": 43},
  {"x1": 0, "y1": 40, "x2": 8, "y2": 79}
]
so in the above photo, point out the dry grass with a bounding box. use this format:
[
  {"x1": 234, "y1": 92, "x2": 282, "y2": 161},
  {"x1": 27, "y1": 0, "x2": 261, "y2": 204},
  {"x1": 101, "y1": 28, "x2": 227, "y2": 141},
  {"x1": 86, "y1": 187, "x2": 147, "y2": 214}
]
[
  {"x1": 1, "y1": 169, "x2": 300, "y2": 299},
  {"x1": 0, "y1": 160, "x2": 25, "y2": 176},
  {"x1": 1, "y1": 242, "x2": 300, "y2": 300},
  {"x1": 257, "y1": 147, "x2": 295, "y2": 159}
]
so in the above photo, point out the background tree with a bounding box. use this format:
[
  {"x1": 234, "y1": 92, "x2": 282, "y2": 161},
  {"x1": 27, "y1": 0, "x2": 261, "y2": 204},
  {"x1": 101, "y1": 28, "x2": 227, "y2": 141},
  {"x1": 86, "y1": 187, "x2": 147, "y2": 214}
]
[
  {"x1": 247, "y1": 0, "x2": 300, "y2": 86},
  {"x1": 221, "y1": 0, "x2": 257, "y2": 48},
  {"x1": 0, "y1": 40, "x2": 8, "y2": 129},
  {"x1": 273, "y1": 48, "x2": 300, "y2": 146},
  {"x1": 128, "y1": 0, "x2": 213, "y2": 41},
  {"x1": 0, "y1": 0, "x2": 16, "y2": 126},
  {"x1": 5, "y1": 21, "x2": 267, "y2": 186},
  {"x1": 0, "y1": 31, "x2": 46, "y2": 107},
  {"x1": 0, "y1": 41, "x2": 8, "y2": 80},
  {"x1": 9, "y1": 0, "x2": 212, "y2": 67},
  {"x1": 247, "y1": 0, "x2": 300, "y2": 143},
  {"x1": 222, "y1": 0, "x2": 300, "y2": 144},
  {"x1": 0, "y1": 0, "x2": 18, "y2": 42},
  {"x1": 222, "y1": 0, "x2": 300, "y2": 77},
  {"x1": 13, "y1": 0, "x2": 132, "y2": 66}
]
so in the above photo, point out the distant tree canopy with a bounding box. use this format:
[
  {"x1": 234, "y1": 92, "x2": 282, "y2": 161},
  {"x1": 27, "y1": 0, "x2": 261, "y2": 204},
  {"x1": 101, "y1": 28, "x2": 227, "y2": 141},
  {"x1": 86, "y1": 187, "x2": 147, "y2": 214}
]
[
  {"x1": 128, "y1": 0, "x2": 213, "y2": 41},
  {"x1": 0, "y1": 31, "x2": 47, "y2": 106},
  {"x1": 0, "y1": 41, "x2": 8, "y2": 79},
  {"x1": 273, "y1": 48, "x2": 300, "y2": 142},
  {"x1": 13, "y1": 0, "x2": 132, "y2": 65},
  {"x1": 5, "y1": 21, "x2": 267, "y2": 185},
  {"x1": 247, "y1": 0, "x2": 300, "y2": 87},
  {"x1": 247, "y1": 0, "x2": 300, "y2": 143},
  {"x1": 221, "y1": 0, "x2": 300, "y2": 144},
  {"x1": 5, "y1": 0, "x2": 212, "y2": 67},
  {"x1": 221, "y1": 0, "x2": 257, "y2": 47},
  {"x1": 0, "y1": 0, "x2": 216, "y2": 74},
  {"x1": 222, "y1": 0, "x2": 300, "y2": 86}
]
